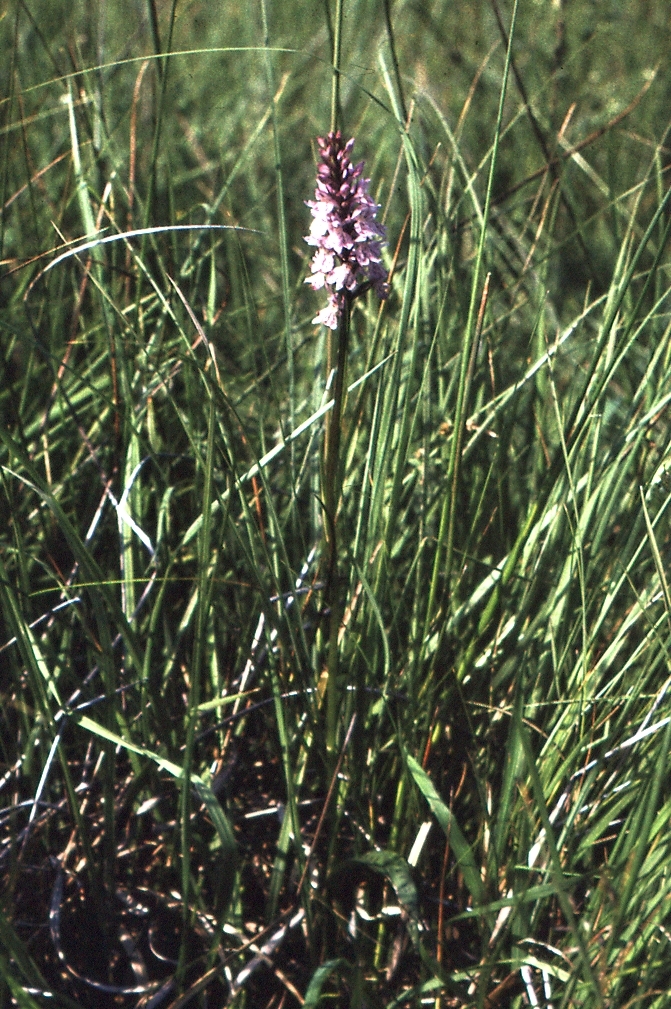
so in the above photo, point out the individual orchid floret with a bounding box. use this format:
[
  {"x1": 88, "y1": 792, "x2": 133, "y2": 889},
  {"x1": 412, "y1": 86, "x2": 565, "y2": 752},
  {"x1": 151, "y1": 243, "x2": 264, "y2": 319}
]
[{"x1": 305, "y1": 131, "x2": 388, "y2": 329}]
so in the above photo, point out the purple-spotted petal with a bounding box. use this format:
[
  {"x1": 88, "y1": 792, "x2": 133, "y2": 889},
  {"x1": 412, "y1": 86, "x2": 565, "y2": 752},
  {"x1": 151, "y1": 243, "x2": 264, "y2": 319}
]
[{"x1": 305, "y1": 130, "x2": 388, "y2": 327}]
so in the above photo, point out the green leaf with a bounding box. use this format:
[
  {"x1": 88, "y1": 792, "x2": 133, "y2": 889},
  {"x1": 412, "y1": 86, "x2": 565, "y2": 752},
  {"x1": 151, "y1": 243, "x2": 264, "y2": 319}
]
[
  {"x1": 406, "y1": 755, "x2": 484, "y2": 905},
  {"x1": 349, "y1": 850, "x2": 470, "y2": 1004},
  {"x1": 448, "y1": 882, "x2": 573, "y2": 921},
  {"x1": 0, "y1": 918, "x2": 45, "y2": 992},
  {"x1": 302, "y1": 959, "x2": 350, "y2": 1008},
  {"x1": 355, "y1": 850, "x2": 419, "y2": 923},
  {"x1": 75, "y1": 714, "x2": 236, "y2": 863},
  {"x1": 386, "y1": 977, "x2": 443, "y2": 1009}
]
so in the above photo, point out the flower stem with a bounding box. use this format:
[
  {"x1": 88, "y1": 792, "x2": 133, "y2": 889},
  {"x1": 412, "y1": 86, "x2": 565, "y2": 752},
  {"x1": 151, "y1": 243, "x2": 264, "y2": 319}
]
[
  {"x1": 330, "y1": 0, "x2": 344, "y2": 134},
  {"x1": 323, "y1": 296, "x2": 350, "y2": 766}
]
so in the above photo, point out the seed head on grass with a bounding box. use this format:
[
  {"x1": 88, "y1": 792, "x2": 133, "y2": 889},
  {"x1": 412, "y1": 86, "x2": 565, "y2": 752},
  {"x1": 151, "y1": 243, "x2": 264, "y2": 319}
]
[{"x1": 305, "y1": 130, "x2": 388, "y2": 329}]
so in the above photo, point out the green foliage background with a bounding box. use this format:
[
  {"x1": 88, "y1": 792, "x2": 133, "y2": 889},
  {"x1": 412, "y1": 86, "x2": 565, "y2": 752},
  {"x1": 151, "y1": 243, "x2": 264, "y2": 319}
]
[{"x1": 2, "y1": 1, "x2": 671, "y2": 1007}]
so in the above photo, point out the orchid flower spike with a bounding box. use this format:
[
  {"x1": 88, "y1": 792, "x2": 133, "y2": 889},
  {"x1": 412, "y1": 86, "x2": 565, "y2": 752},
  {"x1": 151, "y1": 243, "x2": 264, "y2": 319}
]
[{"x1": 305, "y1": 131, "x2": 388, "y2": 329}]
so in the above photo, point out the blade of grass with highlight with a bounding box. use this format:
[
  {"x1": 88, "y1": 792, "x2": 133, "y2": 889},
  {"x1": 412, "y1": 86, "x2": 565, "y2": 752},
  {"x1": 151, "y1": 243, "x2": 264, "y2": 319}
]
[{"x1": 427, "y1": 0, "x2": 519, "y2": 630}]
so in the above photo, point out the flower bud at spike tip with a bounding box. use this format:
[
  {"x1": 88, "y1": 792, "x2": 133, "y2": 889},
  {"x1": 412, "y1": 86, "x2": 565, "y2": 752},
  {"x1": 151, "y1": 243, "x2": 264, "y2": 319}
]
[{"x1": 305, "y1": 131, "x2": 388, "y2": 329}]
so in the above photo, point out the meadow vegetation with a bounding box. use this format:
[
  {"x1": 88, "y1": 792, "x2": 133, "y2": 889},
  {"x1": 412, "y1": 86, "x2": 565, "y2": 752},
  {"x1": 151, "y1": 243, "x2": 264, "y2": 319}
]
[{"x1": 3, "y1": 1, "x2": 671, "y2": 1006}]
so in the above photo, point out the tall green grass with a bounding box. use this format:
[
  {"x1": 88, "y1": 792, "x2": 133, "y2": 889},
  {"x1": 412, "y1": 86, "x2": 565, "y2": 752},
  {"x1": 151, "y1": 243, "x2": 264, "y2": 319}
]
[{"x1": 2, "y1": 1, "x2": 671, "y2": 1006}]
